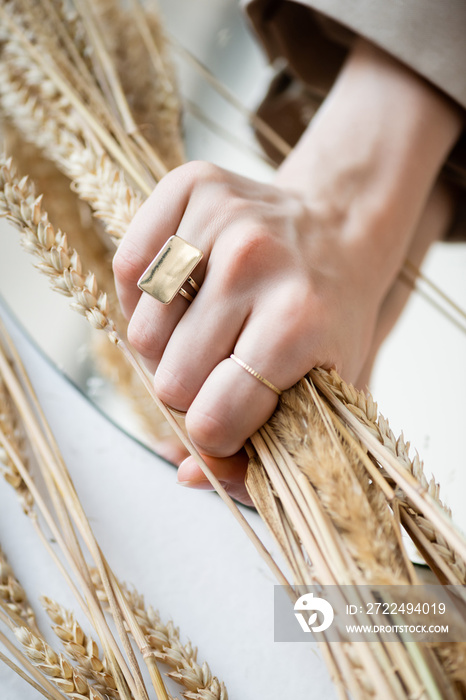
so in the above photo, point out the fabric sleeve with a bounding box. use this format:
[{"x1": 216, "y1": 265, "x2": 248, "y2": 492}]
[{"x1": 243, "y1": 0, "x2": 466, "y2": 111}]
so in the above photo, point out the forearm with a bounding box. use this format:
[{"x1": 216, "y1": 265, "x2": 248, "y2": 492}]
[{"x1": 275, "y1": 38, "x2": 463, "y2": 300}]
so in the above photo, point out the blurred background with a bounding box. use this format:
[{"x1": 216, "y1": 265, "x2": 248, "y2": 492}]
[{"x1": 0, "y1": 0, "x2": 465, "y2": 531}]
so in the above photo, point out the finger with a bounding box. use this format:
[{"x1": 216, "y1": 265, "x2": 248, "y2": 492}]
[
  {"x1": 177, "y1": 451, "x2": 253, "y2": 506},
  {"x1": 127, "y1": 283, "x2": 194, "y2": 373},
  {"x1": 185, "y1": 292, "x2": 322, "y2": 458},
  {"x1": 126, "y1": 219, "x2": 220, "y2": 372},
  {"x1": 124, "y1": 186, "x2": 222, "y2": 369},
  {"x1": 185, "y1": 358, "x2": 278, "y2": 458},
  {"x1": 154, "y1": 439, "x2": 190, "y2": 466},
  {"x1": 113, "y1": 164, "x2": 200, "y2": 320},
  {"x1": 152, "y1": 268, "x2": 249, "y2": 410}
]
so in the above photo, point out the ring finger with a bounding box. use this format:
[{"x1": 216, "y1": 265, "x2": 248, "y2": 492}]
[{"x1": 184, "y1": 295, "x2": 321, "y2": 457}]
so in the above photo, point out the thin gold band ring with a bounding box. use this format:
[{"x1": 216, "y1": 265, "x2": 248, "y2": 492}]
[
  {"x1": 187, "y1": 276, "x2": 200, "y2": 293},
  {"x1": 178, "y1": 275, "x2": 201, "y2": 302},
  {"x1": 178, "y1": 287, "x2": 194, "y2": 302},
  {"x1": 229, "y1": 354, "x2": 282, "y2": 396}
]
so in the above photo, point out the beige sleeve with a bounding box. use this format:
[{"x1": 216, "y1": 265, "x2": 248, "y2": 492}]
[{"x1": 243, "y1": 0, "x2": 466, "y2": 110}]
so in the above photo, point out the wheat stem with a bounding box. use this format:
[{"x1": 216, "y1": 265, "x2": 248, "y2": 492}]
[
  {"x1": 92, "y1": 572, "x2": 230, "y2": 700},
  {"x1": 312, "y1": 370, "x2": 466, "y2": 569},
  {"x1": 0, "y1": 7, "x2": 152, "y2": 195},
  {"x1": 0, "y1": 627, "x2": 67, "y2": 700},
  {"x1": 0, "y1": 646, "x2": 63, "y2": 700}
]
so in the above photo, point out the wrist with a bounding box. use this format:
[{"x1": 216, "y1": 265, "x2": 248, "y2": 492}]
[{"x1": 274, "y1": 38, "x2": 463, "y2": 298}]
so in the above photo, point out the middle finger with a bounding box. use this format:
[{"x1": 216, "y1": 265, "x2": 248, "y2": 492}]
[{"x1": 152, "y1": 267, "x2": 250, "y2": 410}]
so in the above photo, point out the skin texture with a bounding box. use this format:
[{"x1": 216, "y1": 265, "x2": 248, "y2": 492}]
[{"x1": 113, "y1": 38, "x2": 463, "y2": 505}]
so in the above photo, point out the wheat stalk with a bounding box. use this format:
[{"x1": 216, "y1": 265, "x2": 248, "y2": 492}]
[
  {"x1": 313, "y1": 368, "x2": 466, "y2": 584},
  {"x1": 0, "y1": 544, "x2": 38, "y2": 634},
  {"x1": 0, "y1": 155, "x2": 118, "y2": 339},
  {"x1": 0, "y1": 380, "x2": 226, "y2": 700},
  {"x1": 0, "y1": 321, "x2": 227, "y2": 700},
  {"x1": 0, "y1": 318, "x2": 157, "y2": 700},
  {"x1": 91, "y1": 571, "x2": 228, "y2": 700},
  {"x1": 91, "y1": 0, "x2": 184, "y2": 170},
  {"x1": 269, "y1": 379, "x2": 410, "y2": 584},
  {"x1": 247, "y1": 372, "x2": 466, "y2": 698},
  {"x1": 0, "y1": 377, "x2": 33, "y2": 514},
  {"x1": 0, "y1": 3, "x2": 160, "y2": 189},
  {"x1": 0, "y1": 63, "x2": 144, "y2": 239}
]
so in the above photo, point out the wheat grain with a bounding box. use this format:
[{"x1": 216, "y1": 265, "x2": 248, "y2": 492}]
[
  {"x1": 2, "y1": 125, "x2": 116, "y2": 298},
  {"x1": 15, "y1": 626, "x2": 107, "y2": 699},
  {"x1": 48, "y1": 0, "x2": 95, "y2": 73},
  {"x1": 313, "y1": 368, "x2": 466, "y2": 584},
  {"x1": 0, "y1": 155, "x2": 118, "y2": 340},
  {"x1": 0, "y1": 544, "x2": 38, "y2": 632},
  {"x1": 42, "y1": 597, "x2": 120, "y2": 698},
  {"x1": 0, "y1": 377, "x2": 33, "y2": 514},
  {"x1": 0, "y1": 37, "x2": 145, "y2": 239},
  {"x1": 91, "y1": 571, "x2": 229, "y2": 700},
  {"x1": 1, "y1": 126, "x2": 175, "y2": 446},
  {"x1": 270, "y1": 379, "x2": 409, "y2": 584}
]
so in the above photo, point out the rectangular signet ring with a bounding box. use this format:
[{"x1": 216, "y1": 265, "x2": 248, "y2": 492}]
[{"x1": 137, "y1": 235, "x2": 203, "y2": 305}]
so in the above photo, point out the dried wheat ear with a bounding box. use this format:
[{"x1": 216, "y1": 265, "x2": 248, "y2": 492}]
[{"x1": 0, "y1": 309, "x2": 229, "y2": 700}]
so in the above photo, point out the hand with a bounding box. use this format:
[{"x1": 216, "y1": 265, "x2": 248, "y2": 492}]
[
  {"x1": 113, "y1": 39, "x2": 461, "y2": 505},
  {"x1": 114, "y1": 161, "x2": 381, "y2": 495}
]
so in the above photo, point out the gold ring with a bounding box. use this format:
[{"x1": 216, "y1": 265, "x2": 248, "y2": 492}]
[
  {"x1": 137, "y1": 235, "x2": 203, "y2": 305},
  {"x1": 178, "y1": 287, "x2": 194, "y2": 302},
  {"x1": 229, "y1": 354, "x2": 282, "y2": 396}
]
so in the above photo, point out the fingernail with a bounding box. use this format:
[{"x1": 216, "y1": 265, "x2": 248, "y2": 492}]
[{"x1": 176, "y1": 479, "x2": 214, "y2": 490}]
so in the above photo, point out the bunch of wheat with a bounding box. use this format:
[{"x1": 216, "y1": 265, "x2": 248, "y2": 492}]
[
  {"x1": 0, "y1": 316, "x2": 228, "y2": 700},
  {"x1": 1, "y1": 1, "x2": 466, "y2": 698},
  {"x1": 0, "y1": 0, "x2": 181, "y2": 447}
]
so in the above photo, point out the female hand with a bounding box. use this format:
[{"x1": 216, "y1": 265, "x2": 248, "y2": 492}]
[{"x1": 113, "y1": 39, "x2": 461, "y2": 505}]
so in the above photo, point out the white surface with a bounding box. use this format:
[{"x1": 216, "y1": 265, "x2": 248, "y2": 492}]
[
  {"x1": 371, "y1": 242, "x2": 466, "y2": 529},
  {"x1": 0, "y1": 307, "x2": 334, "y2": 699}
]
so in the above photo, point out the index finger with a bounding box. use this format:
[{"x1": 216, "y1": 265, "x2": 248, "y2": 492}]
[{"x1": 112, "y1": 165, "x2": 196, "y2": 320}]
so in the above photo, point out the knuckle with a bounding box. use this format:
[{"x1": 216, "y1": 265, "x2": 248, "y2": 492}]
[
  {"x1": 234, "y1": 226, "x2": 270, "y2": 259},
  {"x1": 267, "y1": 281, "x2": 321, "y2": 347},
  {"x1": 186, "y1": 408, "x2": 231, "y2": 457},
  {"x1": 153, "y1": 366, "x2": 192, "y2": 411},
  {"x1": 179, "y1": 160, "x2": 219, "y2": 184},
  {"x1": 112, "y1": 247, "x2": 143, "y2": 286},
  {"x1": 222, "y1": 226, "x2": 272, "y2": 286},
  {"x1": 127, "y1": 314, "x2": 159, "y2": 359}
]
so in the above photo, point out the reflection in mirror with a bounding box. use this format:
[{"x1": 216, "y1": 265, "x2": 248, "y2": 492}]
[
  {"x1": 0, "y1": 0, "x2": 273, "y2": 451},
  {"x1": 0, "y1": 0, "x2": 465, "y2": 532}
]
